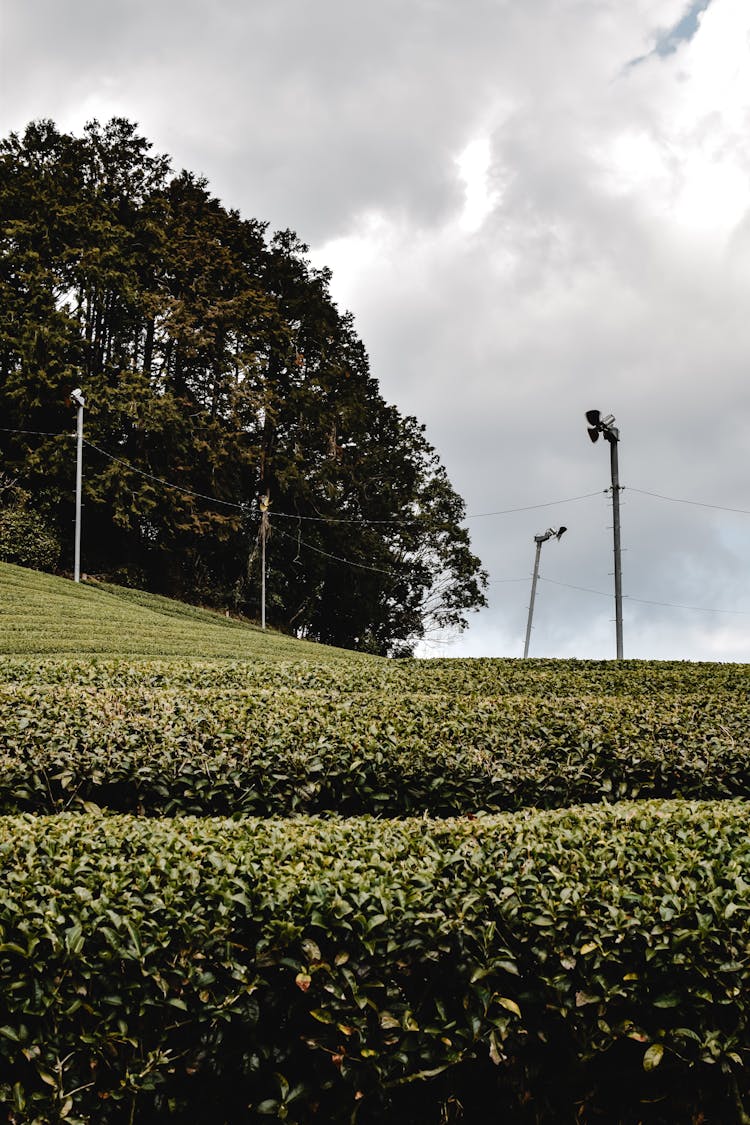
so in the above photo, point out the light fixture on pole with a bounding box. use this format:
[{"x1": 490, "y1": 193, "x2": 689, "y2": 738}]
[
  {"x1": 70, "y1": 388, "x2": 85, "y2": 583},
  {"x1": 523, "y1": 526, "x2": 567, "y2": 658},
  {"x1": 585, "y1": 409, "x2": 623, "y2": 660}
]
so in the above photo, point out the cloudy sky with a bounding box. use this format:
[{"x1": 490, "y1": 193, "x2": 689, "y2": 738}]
[{"x1": 2, "y1": 0, "x2": 750, "y2": 660}]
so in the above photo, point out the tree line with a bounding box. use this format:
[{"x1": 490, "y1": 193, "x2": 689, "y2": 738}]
[{"x1": 0, "y1": 118, "x2": 487, "y2": 654}]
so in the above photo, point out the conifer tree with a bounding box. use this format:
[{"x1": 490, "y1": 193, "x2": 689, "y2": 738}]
[{"x1": 0, "y1": 119, "x2": 487, "y2": 653}]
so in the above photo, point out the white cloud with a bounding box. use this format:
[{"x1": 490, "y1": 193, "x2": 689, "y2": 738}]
[
  {"x1": 2, "y1": 0, "x2": 750, "y2": 659},
  {"x1": 455, "y1": 137, "x2": 500, "y2": 233}
]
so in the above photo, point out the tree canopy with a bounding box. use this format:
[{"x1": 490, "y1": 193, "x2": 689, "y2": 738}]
[{"x1": 0, "y1": 118, "x2": 487, "y2": 654}]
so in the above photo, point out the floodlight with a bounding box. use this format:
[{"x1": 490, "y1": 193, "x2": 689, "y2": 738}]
[
  {"x1": 71, "y1": 388, "x2": 85, "y2": 408},
  {"x1": 587, "y1": 427, "x2": 600, "y2": 443},
  {"x1": 556, "y1": 526, "x2": 567, "y2": 539},
  {"x1": 585, "y1": 409, "x2": 600, "y2": 427}
]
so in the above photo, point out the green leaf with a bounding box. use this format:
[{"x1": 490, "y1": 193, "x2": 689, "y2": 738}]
[
  {"x1": 496, "y1": 997, "x2": 521, "y2": 1018},
  {"x1": 301, "y1": 938, "x2": 321, "y2": 963},
  {"x1": 379, "y1": 1012, "x2": 400, "y2": 1030},
  {"x1": 310, "y1": 1009, "x2": 334, "y2": 1024}
]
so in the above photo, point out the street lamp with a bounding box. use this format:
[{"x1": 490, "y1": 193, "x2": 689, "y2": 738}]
[
  {"x1": 585, "y1": 409, "x2": 623, "y2": 659},
  {"x1": 259, "y1": 492, "x2": 270, "y2": 630},
  {"x1": 523, "y1": 526, "x2": 567, "y2": 658},
  {"x1": 70, "y1": 388, "x2": 85, "y2": 583}
]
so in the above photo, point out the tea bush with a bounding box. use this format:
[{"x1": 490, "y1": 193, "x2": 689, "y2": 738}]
[
  {"x1": 0, "y1": 662, "x2": 748, "y2": 816},
  {"x1": 0, "y1": 802, "x2": 749, "y2": 1122}
]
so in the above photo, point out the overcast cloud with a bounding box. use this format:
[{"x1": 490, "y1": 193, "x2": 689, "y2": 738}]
[{"x1": 2, "y1": 0, "x2": 749, "y2": 660}]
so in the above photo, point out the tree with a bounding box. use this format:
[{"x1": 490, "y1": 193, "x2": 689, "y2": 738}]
[
  {"x1": 0, "y1": 477, "x2": 61, "y2": 571},
  {"x1": 0, "y1": 118, "x2": 487, "y2": 654}
]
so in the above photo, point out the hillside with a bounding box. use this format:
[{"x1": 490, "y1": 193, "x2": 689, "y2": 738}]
[{"x1": 0, "y1": 561, "x2": 365, "y2": 662}]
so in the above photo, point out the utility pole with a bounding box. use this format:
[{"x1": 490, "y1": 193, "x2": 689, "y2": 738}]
[
  {"x1": 523, "y1": 526, "x2": 567, "y2": 658},
  {"x1": 585, "y1": 410, "x2": 623, "y2": 659},
  {"x1": 259, "y1": 493, "x2": 270, "y2": 630},
  {"x1": 71, "y1": 388, "x2": 85, "y2": 583},
  {"x1": 609, "y1": 431, "x2": 623, "y2": 661}
]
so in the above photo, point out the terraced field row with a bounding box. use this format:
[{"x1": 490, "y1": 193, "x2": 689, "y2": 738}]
[{"x1": 1, "y1": 666, "x2": 748, "y2": 816}]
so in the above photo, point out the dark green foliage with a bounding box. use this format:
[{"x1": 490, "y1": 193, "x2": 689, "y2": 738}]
[
  {"x1": 0, "y1": 482, "x2": 62, "y2": 572},
  {"x1": 0, "y1": 505, "x2": 60, "y2": 571},
  {"x1": 0, "y1": 804, "x2": 749, "y2": 1123},
  {"x1": 0, "y1": 119, "x2": 486, "y2": 653},
  {"x1": 0, "y1": 655, "x2": 748, "y2": 818}
]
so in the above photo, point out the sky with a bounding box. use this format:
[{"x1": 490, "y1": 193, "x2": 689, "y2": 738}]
[{"x1": 2, "y1": 0, "x2": 750, "y2": 661}]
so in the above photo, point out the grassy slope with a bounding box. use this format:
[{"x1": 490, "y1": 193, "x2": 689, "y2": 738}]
[{"x1": 0, "y1": 562, "x2": 368, "y2": 662}]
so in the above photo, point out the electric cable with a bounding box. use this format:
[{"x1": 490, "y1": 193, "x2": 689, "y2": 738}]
[
  {"x1": 4, "y1": 424, "x2": 749, "y2": 539},
  {"x1": 83, "y1": 440, "x2": 248, "y2": 510},
  {"x1": 271, "y1": 521, "x2": 397, "y2": 575},
  {"x1": 628, "y1": 487, "x2": 750, "y2": 517},
  {"x1": 0, "y1": 426, "x2": 74, "y2": 438},
  {"x1": 537, "y1": 575, "x2": 750, "y2": 616},
  {"x1": 76, "y1": 435, "x2": 606, "y2": 530},
  {"x1": 269, "y1": 490, "x2": 606, "y2": 525},
  {"x1": 464, "y1": 491, "x2": 606, "y2": 519}
]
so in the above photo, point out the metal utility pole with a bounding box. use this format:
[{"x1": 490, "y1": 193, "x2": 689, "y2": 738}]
[
  {"x1": 523, "y1": 527, "x2": 567, "y2": 658},
  {"x1": 71, "y1": 388, "x2": 85, "y2": 583},
  {"x1": 259, "y1": 493, "x2": 270, "y2": 630},
  {"x1": 585, "y1": 410, "x2": 623, "y2": 659}
]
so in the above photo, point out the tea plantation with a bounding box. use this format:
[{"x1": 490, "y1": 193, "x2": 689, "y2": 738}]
[{"x1": 1, "y1": 561, "x2": 750, "y2": 1123}]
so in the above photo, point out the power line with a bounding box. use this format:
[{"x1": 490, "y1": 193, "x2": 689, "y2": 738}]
[
  {"x1": 626, "y1": 594, "x2": 750, "y2": 616},
  {"x1": 271, "y1": 521, "x2": 397, "y2": 575},
  {"x1": 464, "y1": 491, "x2": 606, "y2": 519},
  {"x1": 268, "y1": 488, "x2": 602, "y2": 526},
  {"x1": 4, "y1": 425, "x2": 750, "y2": 527},
  {"x1": 628, "y1": 486, "x2": 750, "y2": 517},
  {"x1": 537, "y1": 576, "x2": 611, "y2": 598},
  {"x1": 272, "y1": 508, "x2": 423, "y2": 526},
  {"x1": 83, "y1": 440, "x2": 248, "y2": 511},
  {"x1": 81, "y1": 437, "x2": 606, "y2": 530},
  {"x1": 0, "y1": 426, "x2": 74, "y2": 438},
  {"x1": 537, "y1": 575, "x2": 750, "y2": 616}
]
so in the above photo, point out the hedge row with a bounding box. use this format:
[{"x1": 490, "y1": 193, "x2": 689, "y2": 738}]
[
  {"x1": 0, "y1": 801, "x2": 749, "y2": 1123},
  {"x1": 1, "y1": 675, "x2": 748, "y2": 816},
  {"x1": 1, "y1": 655, "x2": 748, "y2": 696}
]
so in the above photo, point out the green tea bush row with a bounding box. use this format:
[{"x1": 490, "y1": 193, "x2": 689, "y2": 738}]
[
  {"x1": 0, "y1": 801, "x2": 749, "y2": 1123},
  {"x1": 1, "y1": 677, "x2": 748, "y2": 816},
  {"x1": 1, "y1": 652, "x2": 748, "y2": 696}
]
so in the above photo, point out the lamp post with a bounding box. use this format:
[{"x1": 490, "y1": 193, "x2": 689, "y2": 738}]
[
  {"x1": 259, "y1": 492, "x2": 270, "y2": 630},
  {"x1": 71, "y1": 388, "x2": 85, "y2": 583},
  {"x1": 523, "y1": 526, "x2": 567, "y2": 658},
  {"x1": 585, "y1": 409, "x2": 623, "y2": 659}
]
